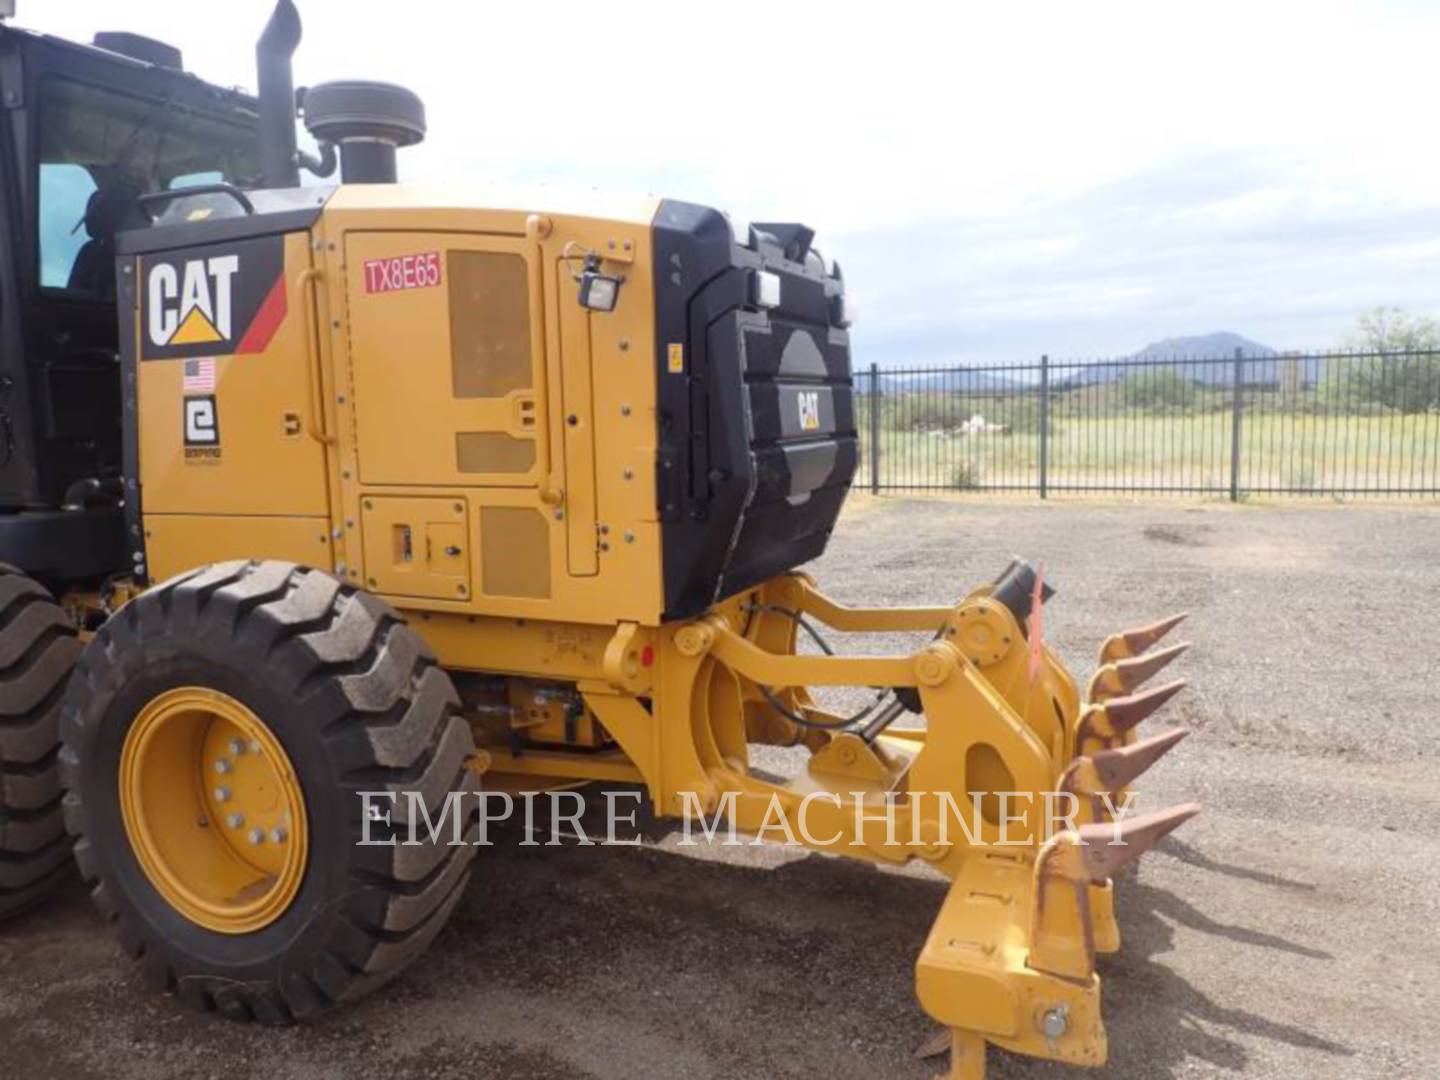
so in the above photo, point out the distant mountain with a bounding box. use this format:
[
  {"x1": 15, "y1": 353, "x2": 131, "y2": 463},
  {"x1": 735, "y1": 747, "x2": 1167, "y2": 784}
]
[
  {"x1": 1132, "y1": 332, "x2": 1275, "y2": 361},
  {"x1": 869, "y1": 333, "x2": 1327, "y2": 394},
  {"x1": 1054, "y1": 332, "x2": 1323, "y2": 388}
]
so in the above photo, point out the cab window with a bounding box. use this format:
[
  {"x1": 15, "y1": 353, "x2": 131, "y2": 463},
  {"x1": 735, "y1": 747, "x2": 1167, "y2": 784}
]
[
  {"x1": 36, "y1": 78, "x2": 259, "y2": 297},
  {"x1": 38, "y1": 163, "x2": 96, "y2": 289}
]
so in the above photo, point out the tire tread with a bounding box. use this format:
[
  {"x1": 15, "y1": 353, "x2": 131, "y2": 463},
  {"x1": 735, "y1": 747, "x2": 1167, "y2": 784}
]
[
  {"x1": 61, "y1": 562, "x2": 476, "y2": 1022},
  {"x1": 0, "y1": 565, "x2": 79, "y2": 920}
]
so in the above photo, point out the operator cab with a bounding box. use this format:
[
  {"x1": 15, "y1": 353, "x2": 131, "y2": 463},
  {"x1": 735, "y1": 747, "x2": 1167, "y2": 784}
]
[{"x1": 0, "y1": 13, "x2": 258, "y2": 577}]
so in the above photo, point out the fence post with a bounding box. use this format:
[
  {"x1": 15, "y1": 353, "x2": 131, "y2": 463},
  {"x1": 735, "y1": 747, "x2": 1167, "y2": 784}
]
[
  {"x1": 868, "y1": 362, "x2": 880, "y2": 494},
  {"x1": 1229, "y1": 346, "x2": 1243, "y2": 502},
  {"x1": 1038, "y1": 354, "x2": 1050, "y2": 499}
]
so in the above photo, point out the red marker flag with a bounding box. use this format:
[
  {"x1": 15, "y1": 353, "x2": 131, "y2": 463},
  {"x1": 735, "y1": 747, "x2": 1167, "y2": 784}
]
[{"x1": 1028, "y1": 562, "x2": 1046, "y2": 682}]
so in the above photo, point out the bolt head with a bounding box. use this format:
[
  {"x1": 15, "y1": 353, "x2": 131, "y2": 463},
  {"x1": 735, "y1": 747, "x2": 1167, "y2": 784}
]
[
  {"x1": 214, "y1": 758, "x2": 232, "y2": 775},
  {"x1": 226, "y1": 813, "x2": 245, "y2": 829},
  {"x1": 213, "y1": 786, "x2": 232, "y2": 803},
  {"x1": 247, "y1": 828, "x2": 265, "y2": 846},
  {"x1": 1041, "y1": 1006, "x2": 1069, "y2": 1040},
  {"x1": 271, "y1": 827, "x2": 288, "y2": 844},
  {"x1": 228, "y1": 738, "x2": 245, "y2": 756}
]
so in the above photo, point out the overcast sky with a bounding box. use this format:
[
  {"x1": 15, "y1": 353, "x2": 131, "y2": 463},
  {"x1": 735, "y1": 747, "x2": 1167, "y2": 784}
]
[{"x1": 23, "y1": 0, "x2": 1440, "y2": 366}]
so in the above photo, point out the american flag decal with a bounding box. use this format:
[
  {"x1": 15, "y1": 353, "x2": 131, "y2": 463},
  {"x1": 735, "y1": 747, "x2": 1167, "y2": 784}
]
[{"x1": 182, "y1": 358, "x2": 216, "y2": 394}]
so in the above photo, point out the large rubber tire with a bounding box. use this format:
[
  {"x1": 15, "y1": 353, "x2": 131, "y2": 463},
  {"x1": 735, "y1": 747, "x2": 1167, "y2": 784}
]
[
  {"x1": 0, "y1": 564, "x2": 81, "y2": 919},
  {"x1": 60, "y1": 561, "x2": 479, "y2": 1021}
]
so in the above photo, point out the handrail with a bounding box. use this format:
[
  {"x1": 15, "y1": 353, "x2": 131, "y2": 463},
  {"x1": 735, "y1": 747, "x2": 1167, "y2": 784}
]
[
  {"x1": 526, "y1": 214, "x2": 563, "y2": 506},
  {"x1": 137, "y1": 183, "x2": 255, "y2": 221},
  {"x1": 294, "y1": 268, "x2": 335, "y2": 445}
]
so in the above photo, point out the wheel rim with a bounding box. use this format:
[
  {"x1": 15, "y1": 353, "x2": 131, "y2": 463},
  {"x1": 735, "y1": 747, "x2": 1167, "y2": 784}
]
[{"x1": 119, "y1": 686, "x2": 308, "y2": 934}]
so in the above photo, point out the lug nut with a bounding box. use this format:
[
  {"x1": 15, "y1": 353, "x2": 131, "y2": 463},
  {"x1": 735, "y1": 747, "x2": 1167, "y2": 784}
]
[
  {"x1": 228, "y1": 738, "x2": 245, "y2": 756},
  {"x1": 270, "y1": 827, "x2": 288, "y2": 844},
  {"x1": 226, "y1": 813, "x2": 245, "y2": 829},
  {"x1": 214, "y1": 759, "x2": 232, "y2": 775},
  {"x1": 247, "y1": 828, "x2": 265, "y2": 846},
  {"x1": 213, "y1": 786, "x2": 232, "y2": 802}
]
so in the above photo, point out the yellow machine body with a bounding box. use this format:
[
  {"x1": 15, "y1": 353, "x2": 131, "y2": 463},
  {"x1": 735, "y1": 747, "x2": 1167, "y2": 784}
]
[
  {"x1": 137, "y1": 187, "x2": 666, "y2": 625},
  {"x1": 120, "y1": 185, "x2": 1197, "y2": 1077}
]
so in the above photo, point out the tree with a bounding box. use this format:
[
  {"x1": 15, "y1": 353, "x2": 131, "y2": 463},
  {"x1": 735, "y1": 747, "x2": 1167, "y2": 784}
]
[
  {"x1": 1327, "y1": 308, "x2": 1440, "y2": 413},
  {"x1": 1345, "y1": 306, "x2": 1440, "y2": 353}
]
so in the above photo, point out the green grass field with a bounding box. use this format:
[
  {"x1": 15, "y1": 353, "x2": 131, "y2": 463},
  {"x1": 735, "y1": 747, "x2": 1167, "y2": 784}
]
[{"x1": 854, "y1": 408, "x2": 1440, "y2": 495}]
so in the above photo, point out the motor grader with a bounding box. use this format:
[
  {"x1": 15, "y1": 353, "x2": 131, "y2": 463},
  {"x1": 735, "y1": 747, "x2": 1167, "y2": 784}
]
[{"x1": 0, "y1": 2, "x2": 1199, "y2": 1075}]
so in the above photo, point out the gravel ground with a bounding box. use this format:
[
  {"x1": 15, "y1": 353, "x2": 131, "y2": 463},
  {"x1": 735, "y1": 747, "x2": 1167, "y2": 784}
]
[{"x1": 3, "y1": 496, "x2": 1439, "y2": 1079}]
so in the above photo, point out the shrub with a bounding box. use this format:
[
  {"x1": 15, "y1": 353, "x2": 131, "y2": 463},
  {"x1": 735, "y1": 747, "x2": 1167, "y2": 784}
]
[
  {"x1": 891, "y1": 394, "x2": 961, "y2": 431},
  {"x1": 951, "y1": 461, "x2": 982, "y2": 489},
  {"x1": 1003, "y1": 397, "x2": 1052, "y2": 435},
  {"x1": 1119, "y1": 367, "x2": 1199, "y2": 410}
]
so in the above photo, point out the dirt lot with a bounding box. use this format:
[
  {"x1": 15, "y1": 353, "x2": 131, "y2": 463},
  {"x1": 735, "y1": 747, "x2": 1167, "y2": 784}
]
[{"x1": 3, "y1": 497, "x2": 1439, "y2": 1079}]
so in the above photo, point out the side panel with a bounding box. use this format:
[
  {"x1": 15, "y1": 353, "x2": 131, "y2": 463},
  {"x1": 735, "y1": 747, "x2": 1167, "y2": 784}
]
[
  {"x1": 323, "y1": 209, "x2": 663, "y2": 631},
  {"x1": 653, "y1": 202, "x2": 855, "y2": 620},
  {"x1": 144, "y1": 514, "x2": 330, "y2": 582},
  {"x1": 135, "y1": 230, "x2": 334, "y2": 572},
  {"x1": 358, "y1": 495, "x2": 471, "y2": 601}
]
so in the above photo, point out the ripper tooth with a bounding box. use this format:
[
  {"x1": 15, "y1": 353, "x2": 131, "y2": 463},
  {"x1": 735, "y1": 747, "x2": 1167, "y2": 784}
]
[
  {"x1": 1087, "y1": 640, "x2": 1190, "y2": 702},
  {"x1": 1074, "y1": 803, "x2": 1203, "y2": 882},
  {"x1": 1076, "y1": 679, "x2": 1187, "y2": 756},
  {"x1": 1105, "y1": 679, "x2": 1188, "y2": 734},
  {"x1": 1091, "y1": 727, "x2": 1190, "y2": 791},
  {"x1": 1097, "y1": 611, "x2": 1189, "y2": 665}
]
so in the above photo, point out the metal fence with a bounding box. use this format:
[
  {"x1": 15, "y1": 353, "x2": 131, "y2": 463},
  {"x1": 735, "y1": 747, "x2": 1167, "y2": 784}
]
[{"x1": 854, "y1": 349, "x2": 1440, "y2": 498}]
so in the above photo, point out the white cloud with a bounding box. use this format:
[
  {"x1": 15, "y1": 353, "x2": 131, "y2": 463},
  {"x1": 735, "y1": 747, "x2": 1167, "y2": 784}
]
[{"x1": 20, "y1": 0, "x2": 1440, "y2": 361}]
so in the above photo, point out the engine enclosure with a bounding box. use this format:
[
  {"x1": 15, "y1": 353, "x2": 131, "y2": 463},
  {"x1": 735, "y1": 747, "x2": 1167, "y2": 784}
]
[{"x1": 120, "y1": 187, "x2": 855, "y2": 628}]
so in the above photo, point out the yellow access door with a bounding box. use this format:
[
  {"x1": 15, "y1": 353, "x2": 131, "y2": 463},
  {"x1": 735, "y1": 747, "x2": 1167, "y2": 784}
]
[
  {"x1": 344, "y1": 233, "x2": 545, "y2": 487},
  {"x1": 358, "y1": 495, "x2": 471, "y2": 601}
]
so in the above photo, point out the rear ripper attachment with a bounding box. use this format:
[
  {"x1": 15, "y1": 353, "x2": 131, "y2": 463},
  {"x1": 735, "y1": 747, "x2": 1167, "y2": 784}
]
[{"x1": 627, "y1": 559, "x2": 1197, "y2": 1078}]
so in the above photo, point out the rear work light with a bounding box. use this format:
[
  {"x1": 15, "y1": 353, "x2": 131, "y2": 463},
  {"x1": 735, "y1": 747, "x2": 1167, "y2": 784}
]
[{"x1": 576, "y1": 255, "x2": 623, "y2": 313}]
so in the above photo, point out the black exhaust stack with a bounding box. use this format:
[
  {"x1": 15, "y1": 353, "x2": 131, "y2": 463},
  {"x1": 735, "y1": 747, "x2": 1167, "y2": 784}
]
[
  {"x1": 256, "y1": 0, "x2": 302, "y2": 188},
  {"x1": 255, "y1": 1, "x2": 426, "y2": 188}
]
